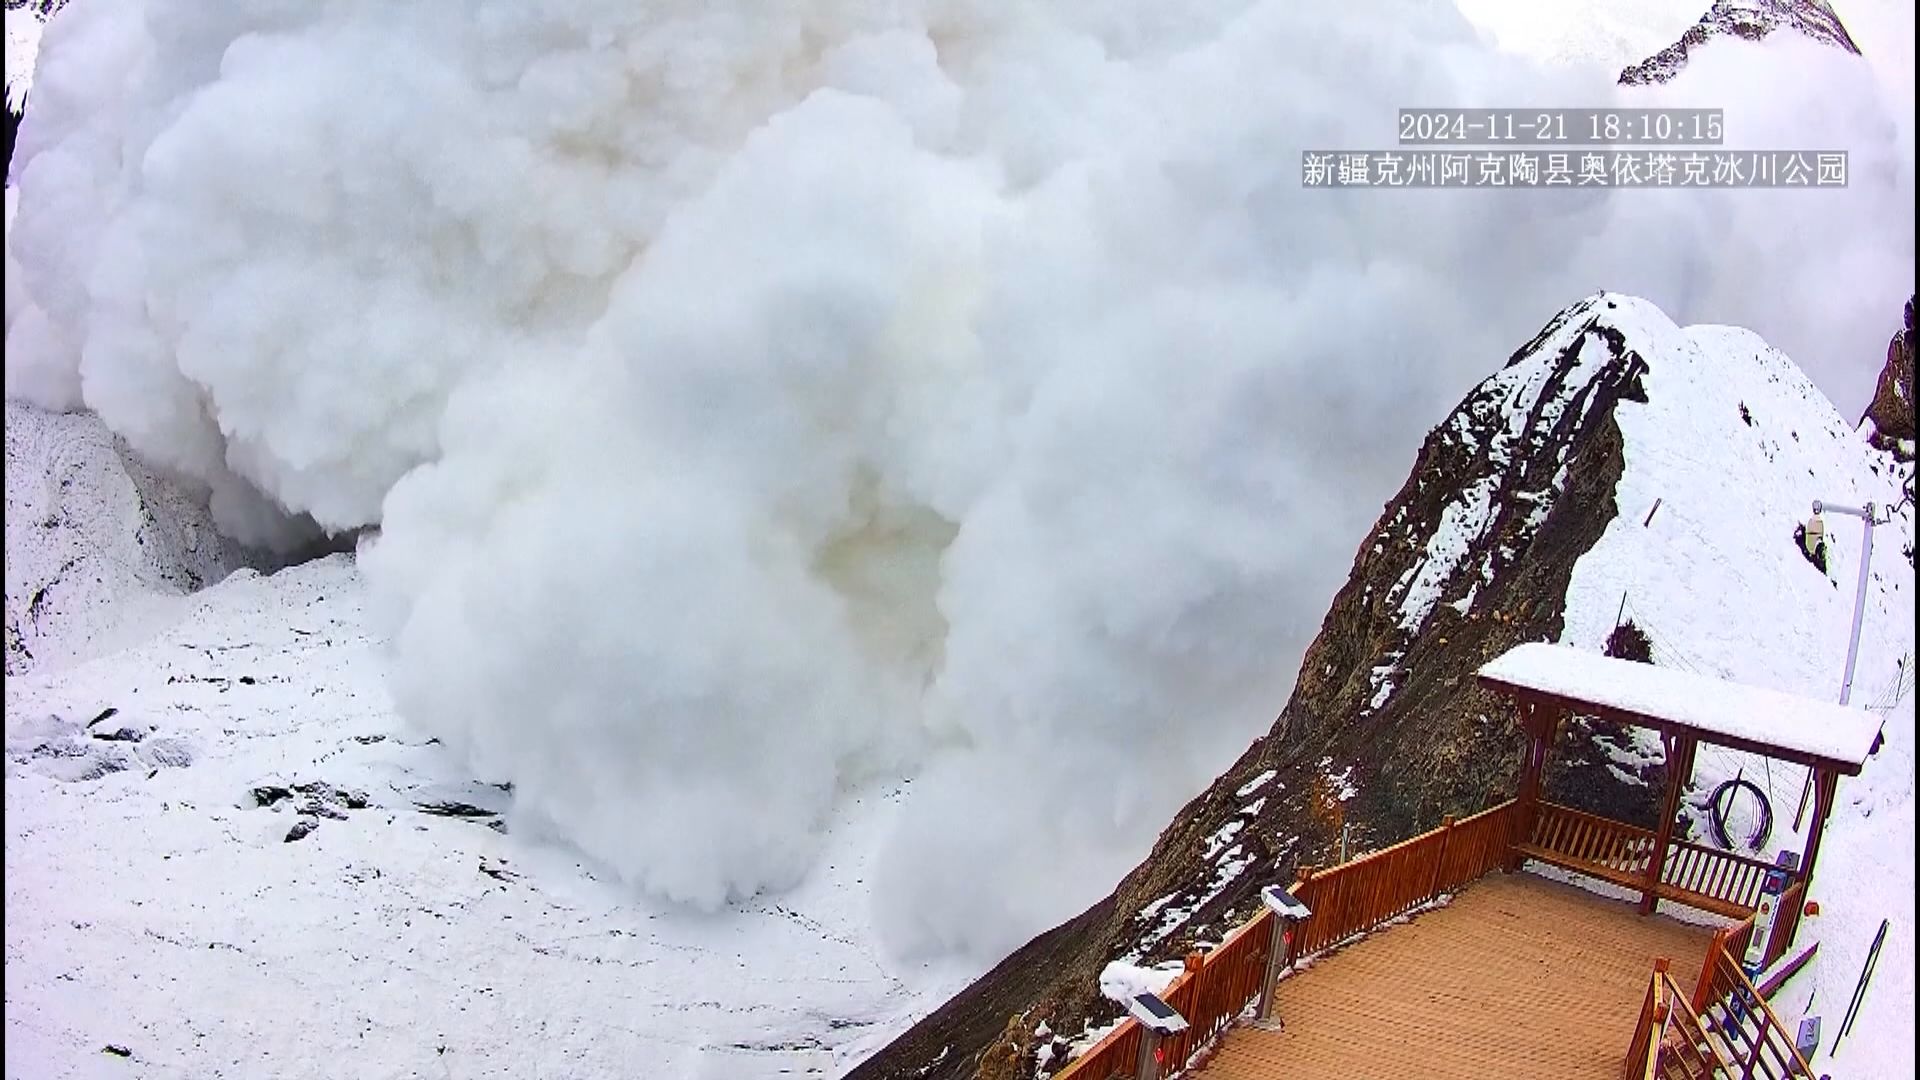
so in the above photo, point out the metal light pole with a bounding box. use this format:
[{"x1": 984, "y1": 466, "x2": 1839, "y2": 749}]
[
  {"x1": 1811, "y1": 500, "x2": 1881, "y2": 706},
  {"x1": 1793, "y1": 500, "x2": 1885, "y2": 829},
  {"x1": 1255, "y1": 885, "x2": 1311, "y2": 1028},
  {"x1": 1125, "y1": 994, "x2": 1188, "y2": 1080}
]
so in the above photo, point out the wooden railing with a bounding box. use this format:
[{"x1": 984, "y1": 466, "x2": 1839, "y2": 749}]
[
  {"x1": 1769, "y1": 881, "x2": 1807, "y2": 962},
  {"x1": 1520, "y1": 801, "x2": 1794, "y2": 921},
  {"x1": 1695, "y1": 880, "x2": 1806, "y2": 1014},
  {"x1": 1059, "y1": 914, "x2": 1275, "y2": 1080},
  {"x1": 1058, "y1": 799, "x2": 1519, "y2": 1079},
  {"x1": 1154, "y1": 910, "x2": 1276, "y2": 1068},
  {"x1": 1624, "y1": 961, "x2": 1743, "y2": 1080},
  {"x1": 1518, "y1": 801, "x2": 1655, "y2": 886},
  {"x1": 1656, "y1": 980, "x2": 1732, "y2": 1080},
  {"x1": 1662, "y1": 841, "x2": 1778, "y2": 919},
  {"x1": 1061, "y1": 1016, "x2": 1142, "y2": 1080},
  {"x1": 1690, "y1": 945, "x2": 1817, "y2": 1078},
  {"x1": 1287, "y1": 799, "x2": 1521, "y2": 961},
  {"x1": 1623, "y1": 963, "x2": 1672, "y2": 1080}
]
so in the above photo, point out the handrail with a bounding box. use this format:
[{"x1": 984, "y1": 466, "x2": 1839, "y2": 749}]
[
  {"x1": 1694, "y1": 881, "x2": 1805, "y2": 1016},
  {"x1": 1056, "y1": 798, "x2": 1520, "y2": 1079},
  {"x1": 1288, "y1": 799, "x2": 1521, "y2": 961},
  {"x1": 1694, "y1": 945, "x2": 1818, "y2": 1079},
  {"x1": 1055, "y1": 917, "x2": 1275, "y2": 1080},
  {"x1": 1520, "y1": 801, "x2": 1657, "y2": 884},
  {"x1": 1625, "y1": 961, "x2": 1743, "y2": 1080},
  {"x1": 1659, "y1": 973, "x2": 1735, "y2": 1078},
  {"x1": 1668, "y1": 900, "x2": 1817, "y2": 1080},
  {"x1": 1663, "y1": 840, "x2": 1778, "y2": 914},
  {"x1": 1623, "y1": 963, "x2": 1667, "y2": 1080}
]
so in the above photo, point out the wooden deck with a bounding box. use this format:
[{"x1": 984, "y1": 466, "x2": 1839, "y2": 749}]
[{"x1": 1197, "y1": 871, "x2": 1722, "y2": 1080}]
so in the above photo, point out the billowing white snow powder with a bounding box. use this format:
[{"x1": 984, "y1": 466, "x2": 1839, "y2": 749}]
[{"x1": 2, "y1": 0, "x2": 1912, "y2": 962}]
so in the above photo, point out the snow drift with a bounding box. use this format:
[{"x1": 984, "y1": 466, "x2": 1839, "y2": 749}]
[{"x1": 3, "y1": 0, "x2": 1913, "y2": 960}]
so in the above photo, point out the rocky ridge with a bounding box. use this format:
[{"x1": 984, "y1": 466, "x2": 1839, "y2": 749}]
[
  {"x1": 848, "y1": 293, "x2": 1679, "y2": 1079},
  {"x1": 1617, "y1": 0, "x2": 1860, "y2": 85}
]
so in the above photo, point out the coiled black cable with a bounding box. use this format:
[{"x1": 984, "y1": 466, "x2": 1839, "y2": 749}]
[{"x1": 1708, "y1": 776, "x2": 1774, "y2": 852}]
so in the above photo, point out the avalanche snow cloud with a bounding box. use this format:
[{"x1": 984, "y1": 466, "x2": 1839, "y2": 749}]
[{"x1": 4, "y1": 1, "x2": 1913, "y2": 959}]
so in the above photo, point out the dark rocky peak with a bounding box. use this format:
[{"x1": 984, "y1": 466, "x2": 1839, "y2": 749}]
[
  {"x1": 1619, "y1": 0, "x2": 1861, "y2": 86},
  {"x1": 1861, "y1": 295, "x2": 1914, "y2": 462},
  {"x1": 848, "y1": 293, "x2": 1667, "y2": 1080}
]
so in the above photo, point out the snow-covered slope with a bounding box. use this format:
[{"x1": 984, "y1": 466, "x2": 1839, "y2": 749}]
[
  {"x1": 3, "y1": 552, "x2": 967, "y2": 1080},
  {"x1": 1453, "y1": 0, "x2": 1711, "y2": 70},
  {"x1": 5, "y1": 401, "x2": 267, "y2": 675},
  {"x1": 1551, "y1": 296, "x2": 1914, "y2": 1077},
  {"x1": 4, "y1": 2, "x2": 47, "y2": 116}
]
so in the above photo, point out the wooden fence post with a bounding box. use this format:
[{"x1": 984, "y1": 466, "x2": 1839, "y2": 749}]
[
  {"x1": 1285, "y1": 869, "x2": 1314, "y2": 967},
  {"x1": 1428, "y1": 815, "x2": 1456, "y2": 900},
  {"x1": 1694, "y1": 927, "x2": 1730, "y2": 1015}
]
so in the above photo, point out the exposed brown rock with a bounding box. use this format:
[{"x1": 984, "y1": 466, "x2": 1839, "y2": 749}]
[
  {"x1": 1861, "y1": 296, "x2": 1914, "y2": 457},
  {"x1": 848, "y1": 294, "x2": 1668, "y2": 1080},
  {"x1": 974, "y1": 1015, "x2": 1038, "y2": 1080}
]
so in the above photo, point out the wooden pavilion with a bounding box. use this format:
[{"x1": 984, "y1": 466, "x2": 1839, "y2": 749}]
[
  {"x1": 1057, "y1": 642, "x2": 1885, "y2": 1080},
  {"x1": 1481, "y1": 642, "x2": 1883, "y2": 926}
]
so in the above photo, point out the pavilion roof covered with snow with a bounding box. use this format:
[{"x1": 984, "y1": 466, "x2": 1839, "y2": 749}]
[
  {"x1": 1479, "y1": 642, "x2": 1882, "y2": 775},
  {"x1": 1476, "y1": 642, "x2": 1880, "y2": 921}
]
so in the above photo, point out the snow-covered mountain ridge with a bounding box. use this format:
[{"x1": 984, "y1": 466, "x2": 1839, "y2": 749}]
[
  {"x1": 1619, "y1": 0, "x2": 1860, "y2": 85},
  {"x1": 851, "y1": 291, "x2": 1914, "y2": 1079}
]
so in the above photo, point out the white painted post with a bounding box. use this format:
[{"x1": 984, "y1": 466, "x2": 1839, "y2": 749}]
[
  {"x1": 1794, "y1": 500, "x2": 1881, "y2": 831},
  {"x1": 1810, "y1": 500, "x2": 1879, "y2": 705}
]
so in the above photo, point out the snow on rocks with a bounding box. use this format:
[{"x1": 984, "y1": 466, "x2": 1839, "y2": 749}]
[
  {"x1": 1378, "y1": 297, "x2": 1639, "y2": 651},
  {"x1": 1234, "y1": 769, "x2": 1276, "y2": 799},
  {"x1": 1393, "y1": 476, "x2": 1499, "y2": 632},
  {"x1": 5, "y1": 402, "x2": 266, "y2": 676}
]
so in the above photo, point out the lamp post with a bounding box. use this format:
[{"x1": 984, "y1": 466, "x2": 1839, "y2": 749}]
[
  {"x1": 1793, "y1": 500, "x2": 1886, "y2": 830},
  {"x1": 1125, "y1": 993, "x2": 1188, "y2": 1080},
  {"x1": 1255, "y1": 884, "x2": 1312, "y2": 1027},
  {"x1": 1810, "y1": 500, "x2": 1881, "y2": 706}
]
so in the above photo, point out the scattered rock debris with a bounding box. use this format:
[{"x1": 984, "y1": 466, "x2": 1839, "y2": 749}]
[
  {"x1": 415, "y1": 800, "x2": 500, "y2": 819},
  {"x1": 251, "y1": 784, "x2": 294, "y2": 808},
  {"x1": 478, "y1": 857, "x2": 519, "y2": 882}
]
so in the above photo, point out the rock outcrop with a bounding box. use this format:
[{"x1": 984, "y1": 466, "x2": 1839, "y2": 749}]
[
  {"x1": 847, "y1": 293, "x2": 1673, "y2": 1080},
  {"x1": 3, "y1": 402, "x2": 275, "y2": 674},
  {"x1": 1861, "y1": 296, "x2": 1914, "y2": 460},
  {"x1": 1618, "y1": 0, "x2": 1860, "y2": 86}
]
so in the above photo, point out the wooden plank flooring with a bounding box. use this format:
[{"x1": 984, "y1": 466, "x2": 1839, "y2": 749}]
[{"x1": 1198, "y1": 871, "x2": 1720, "y2": 1080}]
